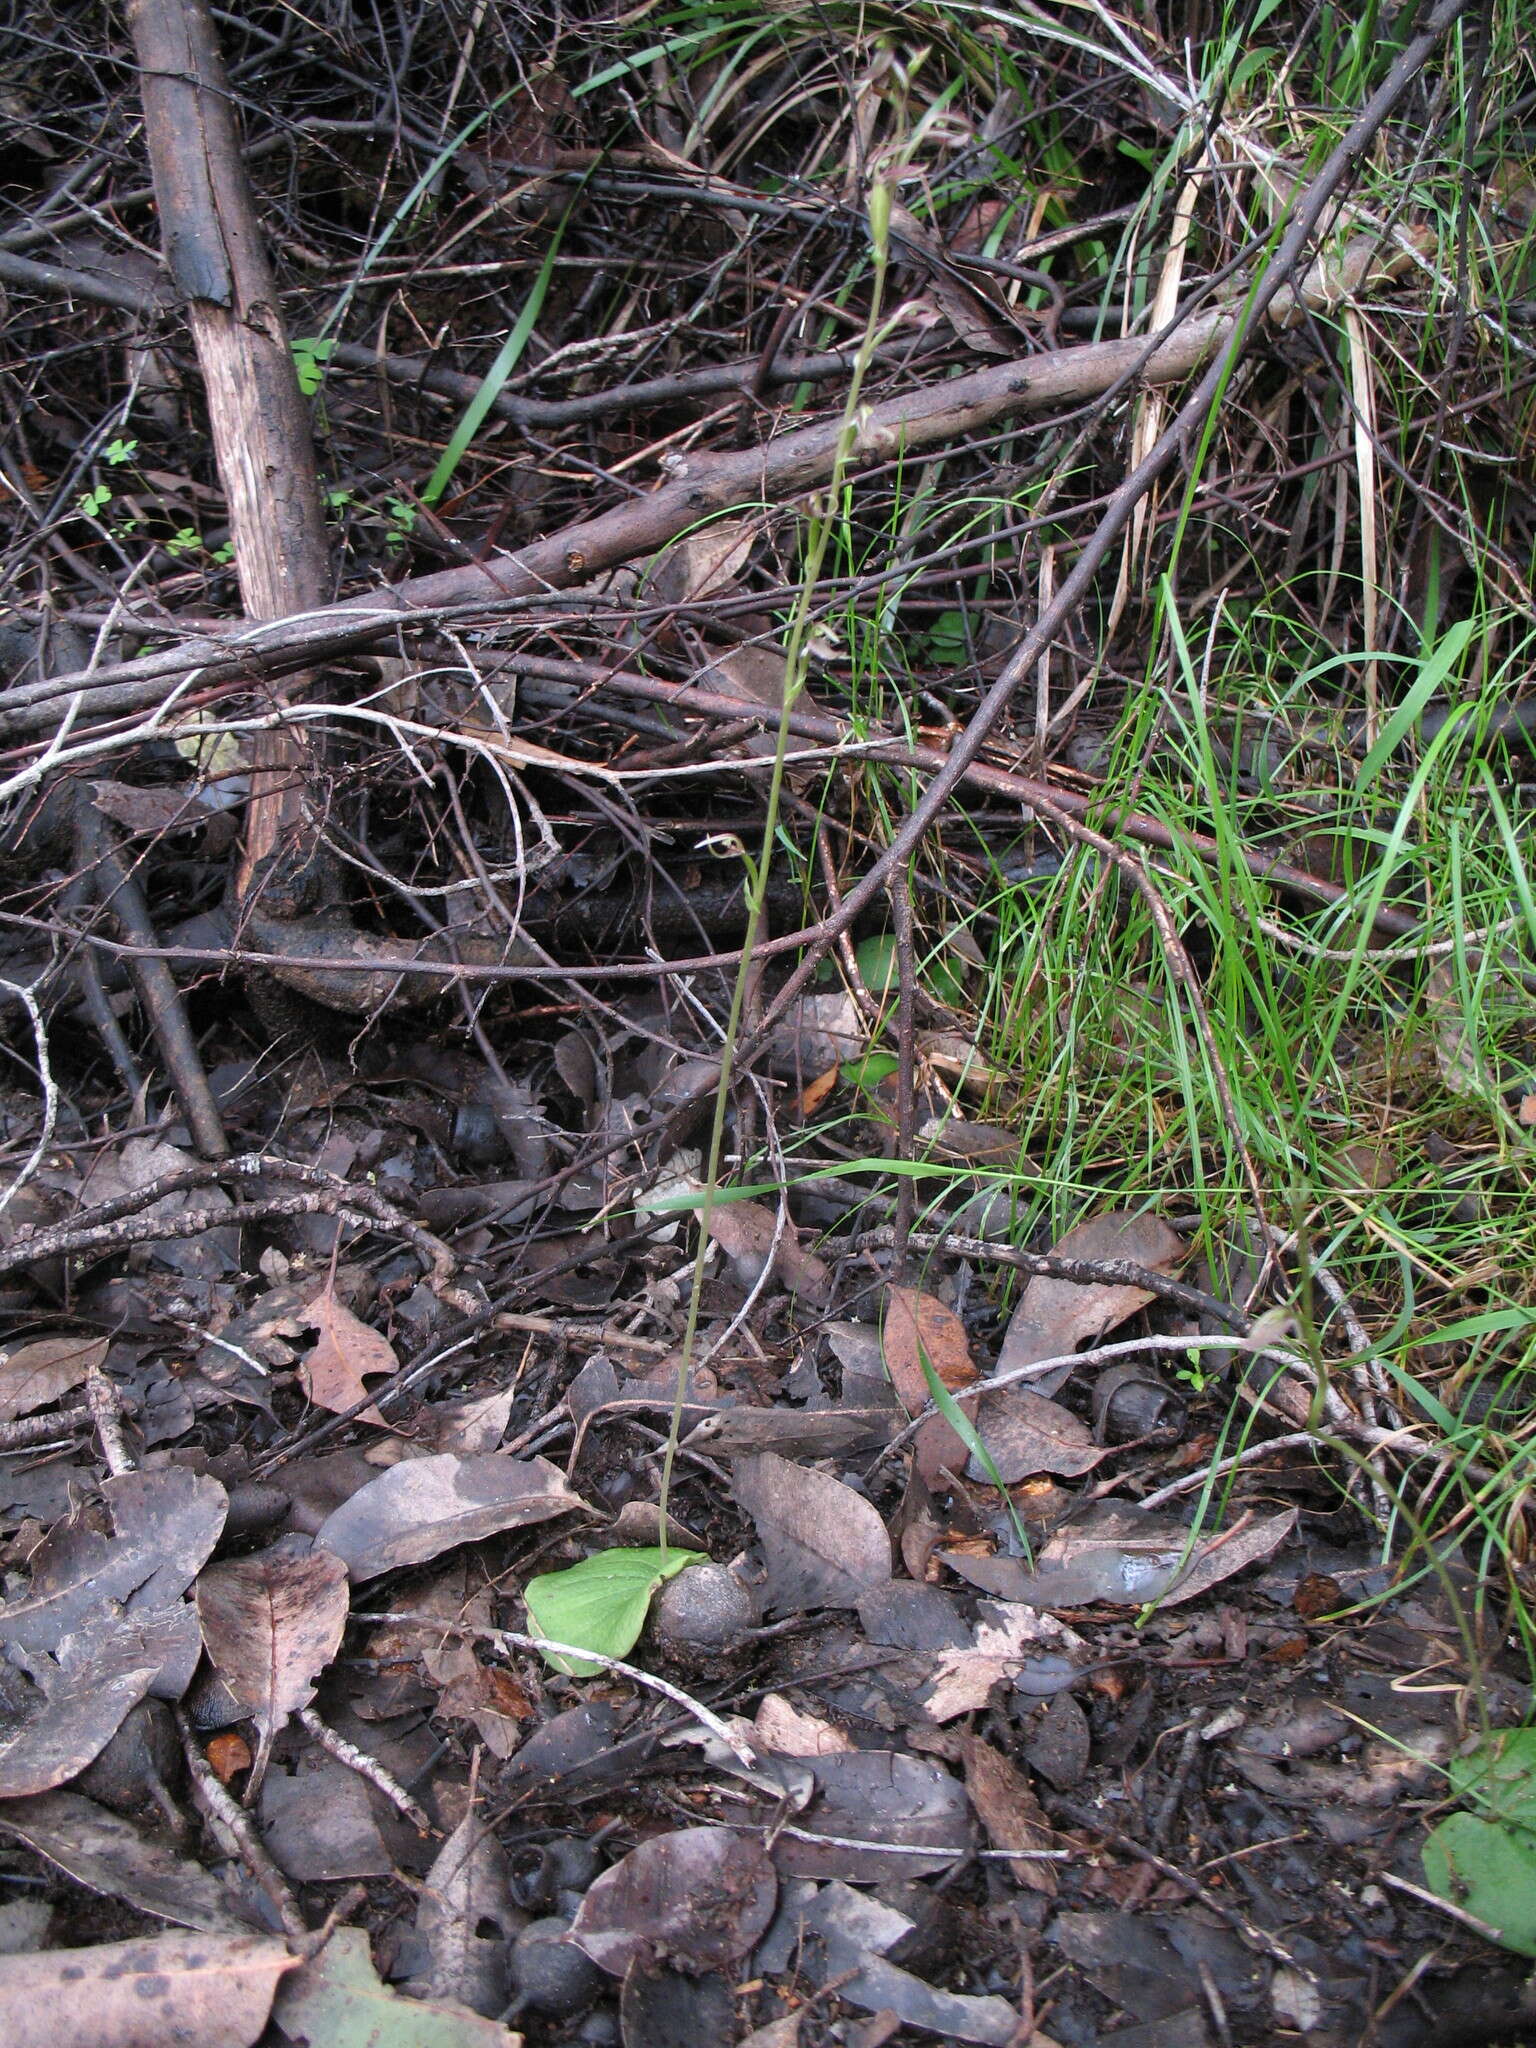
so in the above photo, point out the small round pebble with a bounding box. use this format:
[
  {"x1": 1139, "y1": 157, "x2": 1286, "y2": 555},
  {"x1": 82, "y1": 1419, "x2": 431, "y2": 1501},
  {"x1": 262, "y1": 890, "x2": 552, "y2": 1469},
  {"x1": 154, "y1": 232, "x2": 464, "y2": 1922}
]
[
  {"x1": 648, "y1": 1562, "x2": 756, "y2": 1660},
  {"x1": 507, "y1": 1916, "x2": 604, "y2": 2017}
]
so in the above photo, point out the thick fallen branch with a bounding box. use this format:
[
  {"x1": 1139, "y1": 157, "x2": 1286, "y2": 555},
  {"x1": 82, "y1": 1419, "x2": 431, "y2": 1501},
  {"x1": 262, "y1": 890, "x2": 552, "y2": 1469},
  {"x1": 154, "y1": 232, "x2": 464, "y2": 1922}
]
[{"x1": 0, "y1": 310, "x2": 1232, "y2": 741}]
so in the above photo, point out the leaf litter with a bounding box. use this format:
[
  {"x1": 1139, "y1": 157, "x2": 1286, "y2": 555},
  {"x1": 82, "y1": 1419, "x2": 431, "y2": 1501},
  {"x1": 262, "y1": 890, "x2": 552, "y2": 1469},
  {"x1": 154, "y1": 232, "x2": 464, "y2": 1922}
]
[{"x1": 0, "y1": 3, "x2": 1520, "y2": 2041}]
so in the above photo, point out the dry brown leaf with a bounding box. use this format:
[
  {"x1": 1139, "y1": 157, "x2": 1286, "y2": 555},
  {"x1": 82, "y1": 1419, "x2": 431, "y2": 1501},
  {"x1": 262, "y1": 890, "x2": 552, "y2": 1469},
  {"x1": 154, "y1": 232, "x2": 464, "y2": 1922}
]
[
  {"x1": 0, "y1": 1335, "x2": 107, "y2": 1423},
  {"x1": 996, "y1": 1211, "x2": 1184, "y2": 1397},
  {"x1": 962, "y1": 1733, "x2": 1060, "y2": 1892},
  {"x1": 194, "y1": 1547, "x2": 350, "y2": 1794},
  {"x1": 884, "y1": 1286, "x2": 977, "y2": 1405},
  {"x1": 883, "y1": 1286, "x2": 977, "y2": 1481},
  {"x1": 299, "y1": 1287, "x2": 399, "y2": 1423},
  {"x1": 0, "y1": 1931, "x2": 295, "y2": 2048},
  {"x1": 924, "y1": 1607, "x2": 1086, "y2": 1722}
]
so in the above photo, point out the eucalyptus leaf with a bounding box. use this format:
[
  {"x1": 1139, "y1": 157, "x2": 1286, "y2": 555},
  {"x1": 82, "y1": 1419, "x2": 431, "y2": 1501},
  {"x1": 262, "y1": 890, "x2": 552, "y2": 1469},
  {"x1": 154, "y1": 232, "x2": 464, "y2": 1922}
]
[{"x1": 524, "y1": 1548, "x2": 701, "y2": 1677}]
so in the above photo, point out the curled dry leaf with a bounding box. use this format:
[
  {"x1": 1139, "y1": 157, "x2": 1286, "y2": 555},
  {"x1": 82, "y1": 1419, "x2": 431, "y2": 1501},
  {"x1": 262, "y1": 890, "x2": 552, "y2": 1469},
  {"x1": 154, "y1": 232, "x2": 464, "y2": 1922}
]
[
  {"x1": 299, "y1": 1286, "x2": 400, "y2": 1423},
  {"x1": 315, "y1": 1452, "x2": 586, "y2": 1581},
  {"x1": 572, "y1": 1826, "x2": 777, "y2": 1976},
  {"x1": 194, "y1": 1546, "x2": 350, "y2": 1795},
  {"x1": 0, "y1": 1932, "x2": 295, "y2": 2048},
  {"x1": 732, "y1": 1453, "x2": 891, "y2": 1616}
]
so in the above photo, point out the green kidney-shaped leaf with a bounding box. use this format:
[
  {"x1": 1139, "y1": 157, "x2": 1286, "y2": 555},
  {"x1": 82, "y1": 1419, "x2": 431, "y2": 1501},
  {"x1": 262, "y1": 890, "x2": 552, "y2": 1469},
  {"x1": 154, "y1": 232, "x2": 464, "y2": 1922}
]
[
  {"x1": 524, "y1": 1548, "x2": 700, "y2": 1677},
  {"x1": 1448, "y1": 1729, "x2": 1536, "y2": 1835},
  {"x1": 1423, "y1": 1812, "x2": 1536, "y2": 1955}
]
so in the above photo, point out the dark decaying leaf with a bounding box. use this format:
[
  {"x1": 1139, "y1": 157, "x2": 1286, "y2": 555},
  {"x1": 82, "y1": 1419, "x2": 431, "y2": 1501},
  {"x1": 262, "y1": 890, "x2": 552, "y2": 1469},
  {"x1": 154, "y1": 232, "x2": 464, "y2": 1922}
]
[
  {"x1": 969, "y1": 1386, "x2": 1107, "y2": 1482},
  {"x1": 271, "y1": 1925, "x2": 522, "y2": 2048},
  {"x1": 195, "y1": 1546, "x2": 350, "y2": 1793},
  {"x1": 732, "y1": 1453, "x2": 890, "y2": 1616},
  {"x1": 0, "y1": 1789, "x2": 251, "y2": 1933},
  {"x1": 0, "y1": 1621, "x2": 164, "y2": 1800},
  {"x1": 571, "y1": 1826, "x2": 777, "y2": 1976},
  {"x1": 941, "y1": 1504, "x2": 1298, "y2": 1608},
  {"x1": 314, "y1": 1452, "x2": 586, "y2": 1580},
  {"x1": 0, "y1": 1931, "x2": 295, "y2": 2048},
  {"x1": 0, "y1": 1466, "x2": 227, "y2": 1653},
  {"x1": 0, "y1": 1334, "x2": 108, "y2": 1423},
  {"x1": 961, "y1": 1732, "x2": 1059, "y2": 1892},
  {"x1": 995, "y1": 1211, "x2": 1185, "y2": 1397},
  {"x1": 755, "y1": 1877, "x2": 1022, "y2": 2045},
  {"x1": 771, "y1": 1750, "x2": 972, "y2": 1880},
  {"x1": 620, "y1": 1957, "x2": 735, "y2": 2048},
  {"x1": 408, "y1": 1809, "x2": 520, "y2": 2016},
  {"x1": 258, "y1": 1748, "x2": 393, "y2": 1882}
]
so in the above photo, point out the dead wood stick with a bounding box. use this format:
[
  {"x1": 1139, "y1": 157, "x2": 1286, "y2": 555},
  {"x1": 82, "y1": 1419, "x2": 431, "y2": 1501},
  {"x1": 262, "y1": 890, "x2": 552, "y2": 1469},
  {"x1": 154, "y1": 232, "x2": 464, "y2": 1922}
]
[
  {"x1": 507, "y1": 657, "x2": 1429, "y2": 942},
  {"x1": 0, "y1": 310, "x2": 1236, "y2": 739},
  {"x1": 126, "y1": 0, "x2": 331, "y2": 901},
  {"x1": 75, "y1": 795, "x2": 228, "y2": 1158}
]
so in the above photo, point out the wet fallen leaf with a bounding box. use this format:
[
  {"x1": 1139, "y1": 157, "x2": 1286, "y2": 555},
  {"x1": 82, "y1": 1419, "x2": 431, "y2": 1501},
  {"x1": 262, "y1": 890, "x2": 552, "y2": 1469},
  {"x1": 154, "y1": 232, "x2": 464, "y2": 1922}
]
[
  {"x1": 315, "y1": 1454, "x2": 585, "y2": 1581},
  {"x1": 409, "y1": 1808, "x2": 521, "y2": 2015},
  {"x1": 299, "y1": 1286, "x2": 400, "y2": 1424},
  {"x1": 0, "y1": 1931, "x2": 294, "y2": 2048},
  {"x1": 733, "y1": 1453, "x2": 891, "y2": 1615},
  {"x1": 996, "y1": 1211, "x2": 1184, "y2": 1397},
  {"x1": 0, "y1": 1789, "x2": 250, "y2": 1933},
  {"x1": 195, "y1": 1546, "x2": 350, "y2": 1794},
  {"x1": 272, "y1": 1924, "x2": 523, "y2": 2046},
  {"x1": 571, "y1": 1826, "x2": 776, "y2": 1976},
  {"x1": 0, "y1": 1335, "x2": 107, "y2": 1423},
  {"x1": 0, "y1": 1466, "x2": 226, "y2": 1653}
]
